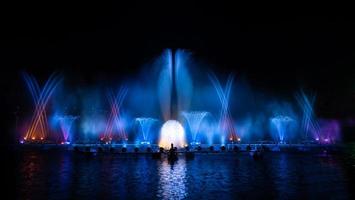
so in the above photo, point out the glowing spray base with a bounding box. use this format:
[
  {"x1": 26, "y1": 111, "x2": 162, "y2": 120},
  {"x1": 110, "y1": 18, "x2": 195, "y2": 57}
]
[{"x1": 158, "y1": 120, "x2": 187, "y2": 149}]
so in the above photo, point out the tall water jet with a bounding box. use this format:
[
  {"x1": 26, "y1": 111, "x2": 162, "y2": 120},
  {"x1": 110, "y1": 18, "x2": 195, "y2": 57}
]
[
  {"x1": 208, "y1": 73, "x2": 238, "y2": 144},
  {"x1": 295, "y1": 90, "x2": 320, "y2": 141},
  {"x1": 22, "y1": 72, "x2": 62, "y2": 142},
  {"x1": 270, "y1": 115, "x2": 294, "y2": 143},
  {"x1": 170, "y1": 49, "x2": 178, "y2": 119},
  {"x1": 158, "y1": 49, "x2": 190, "y2": 147},
  {"x1": 157, "y1": 50, "x2": 173, "y2": 121},
  {"x1": 181, "y1": 111, "x2": 209, "y2": 145},
  {"x1": 58, "y1": 115, "x2": 78, "y2": 143},
  {"x1": 157, "y1": 49, "x2": 192, "y2": 120},
  {"x1": 135, "y1": 117, "x2": 157, "y2": 145},
  {"x1": 102, "y1": 87, "x2": 128, "y2": 143},
  {"x1": 175, "y1": 50, "x2": 193, "y2": 115}
]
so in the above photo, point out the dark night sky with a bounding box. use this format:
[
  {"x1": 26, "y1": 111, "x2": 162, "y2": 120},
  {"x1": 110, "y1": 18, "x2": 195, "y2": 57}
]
[{"x1": 1, "y1": 1, "x2": 355, "y2": 142}]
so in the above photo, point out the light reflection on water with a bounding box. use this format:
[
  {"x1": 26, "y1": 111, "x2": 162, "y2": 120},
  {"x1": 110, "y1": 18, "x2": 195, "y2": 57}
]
[
  {"x1": 13, "y1": 150, "x2": 355, "y2": 200},
  {"x1": 157, "y1": 159, "x2": 187, "y2": 199}
]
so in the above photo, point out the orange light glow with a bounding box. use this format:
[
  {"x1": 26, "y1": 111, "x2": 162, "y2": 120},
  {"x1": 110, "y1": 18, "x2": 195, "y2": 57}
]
[{"x1": 22, "y1": 72, "x2": 61, "y2": 144}]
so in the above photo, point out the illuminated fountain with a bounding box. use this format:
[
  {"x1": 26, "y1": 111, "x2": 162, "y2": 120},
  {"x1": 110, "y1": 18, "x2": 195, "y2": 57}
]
[
  {"x1": 181, "y1": 111, "x2": 209, "y2": 145},
  {"x1": 317, "y1": 119, "x2": 341, "y2": 144},
  {"x1": 157, "y1": 50, "x2": 190, "y2": 148},
  {"x1": 18, "y1": 49, "x2": 342, "y2": 149},
  {"x1": 209, "y1": 73, "x2": 238, "y2": 145},
  {"x1": 22, "y1": 72, "x2": 62, "y2": 142},
  {"x1": 58, "y1": 115, "x2": 78, "y2": 144},
  {"x1": 200, "y1": 121, "x2": 216, "y2": 146},
  {"x1": 159, "y1": 120, "x2": 186, "y2": 149},
  {"x1": 295, "y1": 91, "x2": 341, "y2": 144},
  {"x1": 295, "y1": 90, "x2": 320, "y2": 142},
  {"x1": 270, "y1": 115, "x2": 294, "y2": 144},
  {"x1": 102, "y1": 87, "x2": 128, "y2": 143},
  {"x1": 135, "y1": 117, "x2": 158, "y2": 145}
]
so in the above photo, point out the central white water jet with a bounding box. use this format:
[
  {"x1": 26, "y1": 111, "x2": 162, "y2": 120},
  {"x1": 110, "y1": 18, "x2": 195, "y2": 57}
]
[{"x1": 159, "y1": 120, "x2": 186, "y2": 149}]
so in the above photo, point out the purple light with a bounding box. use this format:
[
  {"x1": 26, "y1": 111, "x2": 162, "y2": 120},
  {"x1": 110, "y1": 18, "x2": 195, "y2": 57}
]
[
  {"x1": 58, "y1": 116, "x2": 77, "y2": 143},
  {"x1": 318, "y1": 119, "x2": 341, "y2": 144}
]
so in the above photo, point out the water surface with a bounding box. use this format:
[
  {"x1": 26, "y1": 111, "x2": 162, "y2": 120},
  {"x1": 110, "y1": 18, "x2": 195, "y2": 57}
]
[{"x1": 11, "y1": 149, "x2": 355, "y2": 200}]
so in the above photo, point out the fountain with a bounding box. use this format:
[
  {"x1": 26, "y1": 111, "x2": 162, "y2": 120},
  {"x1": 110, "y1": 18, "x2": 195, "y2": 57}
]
[
  {"x1": 295, "y1": 90, "x2": 320, "y2": 142},
  {"x1": 22, "y1": 72, "x2": 62, "y2": 142},
  {"x1": 318, "y1": 119, "x2": 341, "y2": 144},
  {"x1": 18, "y1": 49, "x2": 342, "y2": 151},
  {"x1": 58, "y1": 115, "x2": 78, "y2": 144},
  {"x1": 159, "y1": 120, "x2": 186, "y2": 149},
  {"x1": 270, "y1": 115, "x2": 294, "y2": 143},
  {"x1": 102, "y1": 87, "x2": 128, "y2": 143},
  {"x1": 157, "y1": 49, "x2": 191, "y2": 147},
  {"x1": 202, "y1": 121, "x2": 216, "y2": 146},
  {"x1": 181, "y1": 111, "x2": 209, "y2": 145},
  {"x1": 208, "y1": 73, "x2": 238, "y2": 144},
  {"x1": 135, "y1": 117, "x2": 157, "y2": 145}
]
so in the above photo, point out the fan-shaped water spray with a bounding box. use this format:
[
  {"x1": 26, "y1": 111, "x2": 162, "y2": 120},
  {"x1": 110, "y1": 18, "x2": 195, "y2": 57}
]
[
  {"x1": 135, "y1": 117, "x2": 157, "y2": 144},
  {"x1": 58, "y1": 115, "x2": 78, "y2": 143},
  {"x1": 181, "y1": 111, "x2": 209, "y2": 145},
  {"x1": 270, "y1": 115, "x2": 294, "y2": 143}
]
